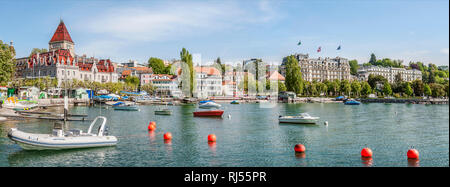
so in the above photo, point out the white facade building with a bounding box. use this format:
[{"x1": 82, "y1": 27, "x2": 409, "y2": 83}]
[{"x1": 357, "y1": 66, "x2": 422, "y2": 83}]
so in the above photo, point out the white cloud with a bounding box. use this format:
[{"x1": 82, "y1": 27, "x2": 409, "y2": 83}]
[
  {"x1": 79, "y1": 1, "x2": 280, "y2": 42},
  {"x1": 441, "y1": 48, "x2": 449, "y2": 55}
]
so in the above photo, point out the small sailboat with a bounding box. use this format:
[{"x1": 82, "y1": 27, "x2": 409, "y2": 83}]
[
  {"x1": 8, "y1": 116, "x2": 117, "y2": 150},
  {"x1": 279, "y1": 113, "x2": 320, "y2": 124}
]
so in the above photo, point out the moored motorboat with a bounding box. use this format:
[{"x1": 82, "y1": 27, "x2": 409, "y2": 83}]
[
  {"x1": 193, "y1": 110, "x2": 224, "y2": 117},
  {"x1": 8, "y1": 116, "x2": 117, "y2": 150},
  {"x1": 230, "y1": 100, "x2": 240, "y2": 104},
  {"x1": 155, "y1": 108, "x2": 172, "y2": 115},
  {"x1": 344, "y1": 99, "x2": 361, "y2": 105},
  {"x1": 112, "y1": 102, "x2": 140, "y2": 111},
  {"x1": 198, "y1": 101, "x2": 222, "y2": 109},
  {"x1": 279, "y1": 113, "x2": 320, "y2": 124}
]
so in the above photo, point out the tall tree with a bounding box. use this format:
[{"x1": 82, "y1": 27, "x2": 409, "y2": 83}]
[
  {"x1": 411, "y1": 80, "x2": 424, "y2": 97},
  {"x1": 383, "y1": 81, "x2": 392, "y2": 96},
  {"x1": 0, "y1": 40, "x2": 16, "y2": 86},
  {"x1": 404, "y1": 82, "x2": 413, "y2": 97},
  {"x1": 369, "y1": 53, "x2": 377, "y2": 65},
  {"x1": 284, "y1": 55, "x2": 303, "y2": 95},
  {"x1": 349, "y1": 60, "x2": 359, "y2": 75},
  {"x1": 125, "y1": 75, "x2": 140, "y2": 91},
  {"x1": 340, "y1": 80, "x2": 351, "y2": 96},
  {"x1": 361, "y1": 82, "x2": 372, "y2": 97},
  {"x1": 180, "y1": 48, "x2": 194, "y2": 97},
  {"x1": 424, "y1": 84, "x2": 432, "y2": 97},
  {"x1": 351, "y1": 81, "x2": 362, "y2": 97}
]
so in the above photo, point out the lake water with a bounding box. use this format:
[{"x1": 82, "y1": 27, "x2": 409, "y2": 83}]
[{"x1": 0, "y1": 103, "x2": 448, "y2": 167}]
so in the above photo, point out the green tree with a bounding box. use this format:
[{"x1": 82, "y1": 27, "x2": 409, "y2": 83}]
[
  {"x1": 340, "y1": 80, "x2": 351, "y2": 96},
  {"x1": 29, "y1": 48, "x2": 48, "y2": 57},
  {"x1": 278, "y1": 81, "x2": 287, "y2": 92},
  {"x1": 361, "y1": 82, "x2": 372, "y2": 97},
  {"x1": 351, "y1": 81, "x2": 362, "y2": 97},
  {"x1": 383, "y1": 81, "x2": 392, "y2": 96},
  {"x1": 148, "y1": 57, "x2": 167, "y2": 74},
  {"x1": 284, "y1": 55, "x2": 303, "y2": 95},
  {"x1": 428, "y1": 69, "x2": 436, "y2": 84},
  {"x1": 411, "y1": 80, "x2": 424, "y2": 97},
  {"x1": 141, "y1": 83, "x2": 155, "y2": 95},
  {"x1": 404, "y1": 82, "x2": 413, "y2": 97},
  {"x1": 0, "y1": 40, "x2": 16, "y2": 86},
  {"x1": 430, "y1": 83, "x2": 445, "y2": 98},
  {"x1": 180, "y1": 48, "x2": 194, "y2": 97},
  {"x1": 349, "y1": 60, "x2": 359, "y2": 75},
  {"x1": 369, "y1": 53, "x2": 377, "y2": 65},
  {"x1": 368, "y1": 74, "x2": 387, "y2": 91},
  {"x1": 125, "y1": 76, "x2": 140, "y2": 91},
  {"x1": 424, "y1": 84, "x2": 432, "y2": 97}
]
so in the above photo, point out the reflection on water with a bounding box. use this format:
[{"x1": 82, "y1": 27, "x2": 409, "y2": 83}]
[
  {"x1": 0, "y1": 103, "x2": 448, "y2": 167},
  {"x1": 361, "y1": 157, "x2": 373, "y2": 167}
]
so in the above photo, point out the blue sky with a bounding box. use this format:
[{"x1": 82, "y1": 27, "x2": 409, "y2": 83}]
[{"x1": 1, "y1": 0, "x2": 448, "y2": 66}]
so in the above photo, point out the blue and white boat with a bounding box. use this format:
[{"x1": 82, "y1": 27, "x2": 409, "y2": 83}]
[
  {"x1": 8, "y1": 116, "x2": 117, "y2": 150},
  {"x1": 199, "y1": 101, "x2": 221, "y2": 109},
  {"x1": 344, "y1": 99, "x2": 361, "y2": 105},
  {"x1": 112, "y1": 102, "x2": 140, "y2": 111}
]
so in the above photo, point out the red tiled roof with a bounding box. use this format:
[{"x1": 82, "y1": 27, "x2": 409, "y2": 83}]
[
  {"x1": 49, "y1": 21, "x2": 74, "y2": 43},
  {"x1": 195, "y1": 67, "x2": 221, "y2": 76},
  {"x1": 267, "y1": 71, "x2": 285, "y2": 81}
]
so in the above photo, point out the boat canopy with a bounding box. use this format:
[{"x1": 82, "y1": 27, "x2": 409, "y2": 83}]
[
  {"x1": 199, "y1": 100, "x2": 214, "y2": 104},
  {"x1": 112, "y1": 102, "x2": 125, "y2": 106},
  {"x1": 120, "y1": 91, "x2": 145, "y2": 96}
]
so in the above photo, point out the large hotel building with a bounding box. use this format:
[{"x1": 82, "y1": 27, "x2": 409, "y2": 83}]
[
  {"x1": 280, "y1": 53, "x2": 351, "y2": 82},
  {"x1": 357, "y1": 65, "x2": 422, "y2": 83},
  {"x1": 15, "y1": 20, "x2": 119, "y2": 85}
]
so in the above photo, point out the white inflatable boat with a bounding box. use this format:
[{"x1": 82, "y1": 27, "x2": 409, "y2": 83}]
[{"x1": 8, "y1": 116, "x2": 118, "y2": 150}]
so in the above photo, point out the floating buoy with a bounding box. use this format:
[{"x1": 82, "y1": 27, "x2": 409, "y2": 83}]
[
  {"x1": 163, "y1": 132, "x2": 172, "y2": 140},
  {"x1": 294, "y1": 144, "x2": 306, "y2": 153},
  {"x1": 150, "y1": 121, "x2": 156, "y2": 126},
  {"x1": 361, "y1": 148, "x2": 373, "y2": 158},
  {"x1": 208, "y1": 134, "x2": 217, "y2": 142},
  {"x1": 148, "y1": 124, "x2": 156, "y2": 131},
  {"x1": 228, "y1": 114, "x2": 231, "y2": 119},
  {"x1": 324, "y1": 121, "x2": 328, "y2": 126},
  {"x1": 407, "y1": 149, "x2": 419, "y2": 159}
]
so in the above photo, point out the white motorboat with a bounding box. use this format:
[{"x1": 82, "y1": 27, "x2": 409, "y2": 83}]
[
  {"x1": 279, "y1": 113, "x2": 320, "y2": 124},
  {"x1": 8, "y1": 116, "x2": 118, "y2": 150},
  {"x1": 198, "y1": 101, "x2": 221, "y2": 109}
]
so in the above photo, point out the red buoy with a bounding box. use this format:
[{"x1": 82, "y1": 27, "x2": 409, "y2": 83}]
[
  {"x1": 294, "y1": 144, "x2": 306, "y2": 153},
  {"x1": 361, "y1": 148, "x2": 373, "y2": 158},
  {"x1": 163, "y1": 132, "x2": 172, "y2": 140},
  {"x1": 148, "y1": 124, "x2": 156, "y2": 131},
  {"x1": 407, "y1": 149, "x2": 419, "y2": 159},
  {"x1": 208, "y1": 134, "x2": 217, "y2": 142}
]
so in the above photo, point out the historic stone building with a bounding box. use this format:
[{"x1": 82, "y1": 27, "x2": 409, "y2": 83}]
[
  {"x1": 280, "y1": 53, "x2": 351, "y2": 82},
  {"x1": 357, "y1": 66, "x2": 422, "y2": 83},
  {"x1": 15, "y1": 20, "x2": 118, "y2": 85}
]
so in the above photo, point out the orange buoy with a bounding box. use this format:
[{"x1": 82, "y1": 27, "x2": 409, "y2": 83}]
[
  {"x1": 361, "y1": 148, "x2": 373, "y2": 158},
  {"x1": 148, "y1": 124, "x2": 156, "y2": 131},
  {"x1": 407, "y1": 149, "x2": 419, "y2": 159},
  {"x1": 294, "y1": 144, "x2": 306, "y2": 153},
  {"x1": 208, "y1": 134, "x2": 217, "y2": 142},
  {"x1": 163, "y1": 132, "x2": 172, "y2": 140},
  {"x1": 149, "y1": 121, "x2": 156, "y2": 126}
]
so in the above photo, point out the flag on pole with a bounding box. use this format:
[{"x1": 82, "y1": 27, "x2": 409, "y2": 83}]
[
  {"x1": 297, "y1": 41, "x2": 302, "y2": 46},
  {"x1": 317, "y1": 47, "x2": 321, "y2": 52},
  {"x1": 337, "y1": 45, "x2": 341, "y2": 50}
]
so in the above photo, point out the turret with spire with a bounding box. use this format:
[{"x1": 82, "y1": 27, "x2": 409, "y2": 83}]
[{"x1": 49, "y1": 19, "x2": 75, "y2": 57}]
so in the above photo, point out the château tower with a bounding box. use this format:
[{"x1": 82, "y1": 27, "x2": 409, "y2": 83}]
[{"x1": 48, "y1": 20, "x2": 74, "y2": 57}]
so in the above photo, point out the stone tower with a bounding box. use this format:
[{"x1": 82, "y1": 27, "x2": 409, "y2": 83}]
[{"x1": 48, "y1": 20, "x2": 75, "y2": 56}]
